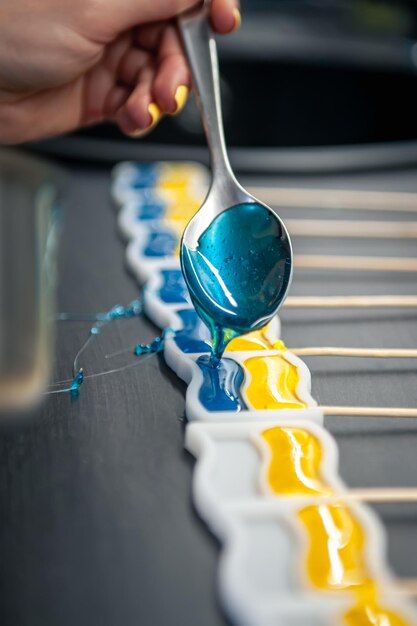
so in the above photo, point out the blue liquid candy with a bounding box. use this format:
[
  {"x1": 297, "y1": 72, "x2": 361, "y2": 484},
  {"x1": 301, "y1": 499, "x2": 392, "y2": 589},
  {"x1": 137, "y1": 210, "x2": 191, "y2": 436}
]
[
  {"x1": 181, "y1": 202, "x2": 292, "y2": 363},
  {"x1": 173, "y1": 309, "x2": 211, "y2": 354},
  {"x1": 136, "y1": 190, "x2": 167, "y2": 220},
  {"x1": 132, "y1": 313, "x2": 246, "y2": 411},
  {"x1": 131, "y1": 164, "x2": 158, "y2": 189},
  {"x1": 144, "y1": 231, "x2": 178, "y2": 257},
  {"x1": 137, "y1": 201, "x2": 166, "y2": 221},
  {"x1": 159, "y1": 270, "x2": 189, "y2": 304},
  {"x1": 197, "y1": 355, "x2": 247, "y2": 412}
]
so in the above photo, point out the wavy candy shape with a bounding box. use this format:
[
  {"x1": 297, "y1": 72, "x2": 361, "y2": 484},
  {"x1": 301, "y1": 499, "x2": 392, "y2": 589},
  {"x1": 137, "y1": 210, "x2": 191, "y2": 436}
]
[
  {"x1": 243, "y1": 355, "x2": 307, "y2": 410},
  {"x1": 197, "y1": 355, "x2": 247, "y2": 412},
  {"x1": 112, "y1": 162, "x2": 417, "y2": 626},
  {"x1": 261, "y1": 427, "x2": 332, "y2": 496}
]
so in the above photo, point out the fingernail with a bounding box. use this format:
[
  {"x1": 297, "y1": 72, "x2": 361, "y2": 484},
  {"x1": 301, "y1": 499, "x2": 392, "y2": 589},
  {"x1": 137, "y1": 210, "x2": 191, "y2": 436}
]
[
  {"x1": 129, "y1": 128, "x2": 148, "y2": 138},
  {"x1": 173, "y1": 85, "x2": 189, "y2": 114},
  {"x1": 148, "y1": 102, "x2": 161, "y2": 127},
  {"x1": 232, "y1": 8, "x2": 241, "y2": 32},
  {"x1": 129, "y1": 102, "x2": 161, "y2": 137}
]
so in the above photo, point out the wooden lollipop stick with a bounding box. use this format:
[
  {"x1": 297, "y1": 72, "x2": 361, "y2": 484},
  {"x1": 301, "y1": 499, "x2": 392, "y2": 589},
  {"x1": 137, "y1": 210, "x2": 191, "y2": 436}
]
[
  {"x1": 295, "y1": 255, "x2": 417, "y2": 272},
  {"x1": 246, "y1": 186, "x2": 417, "y2": 213},
  {"x1": 291, "y1": 347, "x2": 417, "y2": 358},
  {"x1": 322, "y1": 406, "x2": 417, "y2": 418},
  {"x1": 396, "y1": 579, "x2": 417, "y2": 597},
  {"x1": 284, "y1": 295, "x2": 417, "y2": 308},
  {"x1": 286, "y1": 219, "x2": 417, "y2": 239},
  {"x1": 321, "y1": 488, "x2": 417, "y2": 504}
]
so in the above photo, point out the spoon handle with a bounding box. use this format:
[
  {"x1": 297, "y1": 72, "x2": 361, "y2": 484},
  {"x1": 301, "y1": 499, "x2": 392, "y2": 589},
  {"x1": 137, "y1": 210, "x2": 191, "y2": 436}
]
[{"x1": 178, "y1": 4, "x2": 235, "y2": 185}]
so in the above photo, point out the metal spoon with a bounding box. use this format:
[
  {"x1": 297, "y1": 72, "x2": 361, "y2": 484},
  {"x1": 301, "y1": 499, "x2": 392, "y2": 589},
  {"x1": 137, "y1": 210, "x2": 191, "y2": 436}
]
[{"x1": 178, "y1": 4, "x2": 293, "y2": 359}]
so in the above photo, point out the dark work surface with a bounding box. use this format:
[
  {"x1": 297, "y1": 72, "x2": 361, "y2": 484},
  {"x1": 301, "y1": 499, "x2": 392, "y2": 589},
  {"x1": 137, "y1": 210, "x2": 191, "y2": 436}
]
[{"x1": 1, "y1": 163, "x2": 417, "y2": 625}]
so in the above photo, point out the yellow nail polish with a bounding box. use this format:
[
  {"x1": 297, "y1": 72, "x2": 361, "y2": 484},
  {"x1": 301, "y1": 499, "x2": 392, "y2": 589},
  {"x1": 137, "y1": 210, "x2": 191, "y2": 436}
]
[
  {"x1": 173, "y1": 85, "x2": 189, "y2": 114},
  {"x1": 128, "y1": 102, "x2": 161, "y2": 137},
  {"x1": 232, "y1": 8, "x2": 241, "y2": 32},
  {"x1": 148, "y1": 102, "x2": 161, "y2": 127}
]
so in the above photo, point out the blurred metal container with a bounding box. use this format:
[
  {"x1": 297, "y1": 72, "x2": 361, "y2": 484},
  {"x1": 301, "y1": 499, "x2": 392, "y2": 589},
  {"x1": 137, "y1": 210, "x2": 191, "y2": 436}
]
[{"x1": 0, "y1": 149, "x2": 64, "y2": 413}]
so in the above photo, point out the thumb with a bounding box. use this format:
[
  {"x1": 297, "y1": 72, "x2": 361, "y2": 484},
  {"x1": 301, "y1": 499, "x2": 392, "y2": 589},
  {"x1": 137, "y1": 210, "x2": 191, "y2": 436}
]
[
  {"x1": 103, "y1": 0, "x2": 198, "y2": 36},
  {"x1": 99, "y1": 0, "x2": 240, "y2": 39}
]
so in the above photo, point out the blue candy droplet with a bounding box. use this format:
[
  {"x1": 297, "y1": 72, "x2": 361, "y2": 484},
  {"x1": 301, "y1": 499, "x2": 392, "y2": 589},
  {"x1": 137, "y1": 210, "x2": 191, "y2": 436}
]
[
  {"x1": 134, "y1": 329, "x2": 170, "y2": 356},
  {"x1": 69, "y1": 368, "x2": 84, "y2": 398}
]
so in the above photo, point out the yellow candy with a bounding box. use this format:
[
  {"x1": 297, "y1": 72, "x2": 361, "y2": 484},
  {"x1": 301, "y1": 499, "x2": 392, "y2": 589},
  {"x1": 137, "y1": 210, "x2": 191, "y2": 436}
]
[
  {"x1": 261, "y1": 427, "x2": 330, "y2": 496},
  {"x1": 244, "y1": 354, "x2": 306, "y2": 409},
  {"x1": 166, "y1": 200, "x2": 201, "y2": 223},
  {"x1": 298, "y1": 504, "x2": 409, "y2": 626},
  {"x1": 227, "y1": 331, "x2": 271, "y2": 351},
  {"x1": 159, "y1": 164, "x2": 201, "y2": 189},
  {"x1": 344, "y1": 601, "x2": 409, "y2": 626},
  {"x1": 227, "y1": 330, "x2": 272, "y2": 351},
  {"x1": 162, "y1": 190, "x2": 202, "y2": 256},
  {"x1": 226, "y1": 327, "x2": 286, "y2": 352},
  {"x1": 163, "y1": 186, "x2": 202, "y2": 222},
  {"x1": 262, "y1": 426, "x2": 409, "y2": 626},
  {"x1": 299, "y1": 504, "x2": 373, "y2": 592}
]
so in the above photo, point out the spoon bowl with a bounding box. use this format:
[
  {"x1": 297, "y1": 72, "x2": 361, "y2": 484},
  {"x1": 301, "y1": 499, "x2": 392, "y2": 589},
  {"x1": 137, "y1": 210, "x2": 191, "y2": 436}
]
[
  {"x1": 181, "y1": 198, "x2": 293, "y2": 360},
  {"x1": 179, "y1": 5, "x2": 293, "y2": 361}
]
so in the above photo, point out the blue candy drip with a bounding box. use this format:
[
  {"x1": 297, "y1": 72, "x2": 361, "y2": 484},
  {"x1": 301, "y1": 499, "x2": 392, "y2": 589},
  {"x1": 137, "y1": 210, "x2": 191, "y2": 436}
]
[
  {"x1": 181, "y1": 202, "x2": 292, "y2": 362},
  {"x1": 144, "y1": 231, "x2": 178, "y2": 257},
  {"x1": 52, "y1": 299, "x2": 144, "y2": 400},
  {"x1": 69, "y1": 368, "x2": 84, "y2": 398},
  {"x1": 57, "y1": 298, "x2": 142, "y2": 324},
  {"x1": 134, "y1": 328, "x2": 170, "y2": 356},
  {"x1": 96, "y1": 298, "x2": 142, "y2": 322},
  {"x1": 90, "y1": 298, "x2": 143, "y2": 336},
  {"x1": 159, "y1": 269, "x2": 189, "y2": 304},
  {"x1": 173, "y1": 309, "x2": 212, "y2": 354},
  {"x1": 196, "y1": 355, "x2": 247, "y2": 412}
]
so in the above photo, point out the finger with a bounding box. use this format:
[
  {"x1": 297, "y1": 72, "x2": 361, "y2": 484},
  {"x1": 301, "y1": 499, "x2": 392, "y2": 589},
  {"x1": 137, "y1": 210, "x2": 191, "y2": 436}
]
[
  {"x1": 107, "y1": 0, "x2": 197, "y2": 35},
  {"x1": 117, "y1": 47, "x2": 153, "y2": 86},
  {"x1": 85, "y1": 34, "x2": 151, "y2": 124},
  {"x1": 83, "y1": 34, "x2": 132, "y2": 123},
  {"x1": 104, "y1": 32, "x2": 133, "y2": 73},
  {"x1": 103, "y1": 84, "x2": 131, "y2": 117},
  {"x1": 152, "y1": 24, "x2": 190, "y2": 114},
  {"x1": 130, "y1": 1, "x2": 240, "y2": 37},
  {"x1": 210, "y1": 0, "x2": 241, "y2": 34},
  {"x1": 134, "y1": 22, "x2": 166, "y2": 52},
  {"x1": 114, "y1": 64, "x2": 161, "y2": 135}
]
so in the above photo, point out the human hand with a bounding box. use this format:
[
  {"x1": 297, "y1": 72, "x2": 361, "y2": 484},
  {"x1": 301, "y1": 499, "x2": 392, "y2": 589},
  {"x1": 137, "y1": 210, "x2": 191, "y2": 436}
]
[{"x1": 0, "y1": 0, "x2": 240, "y2": 144}]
